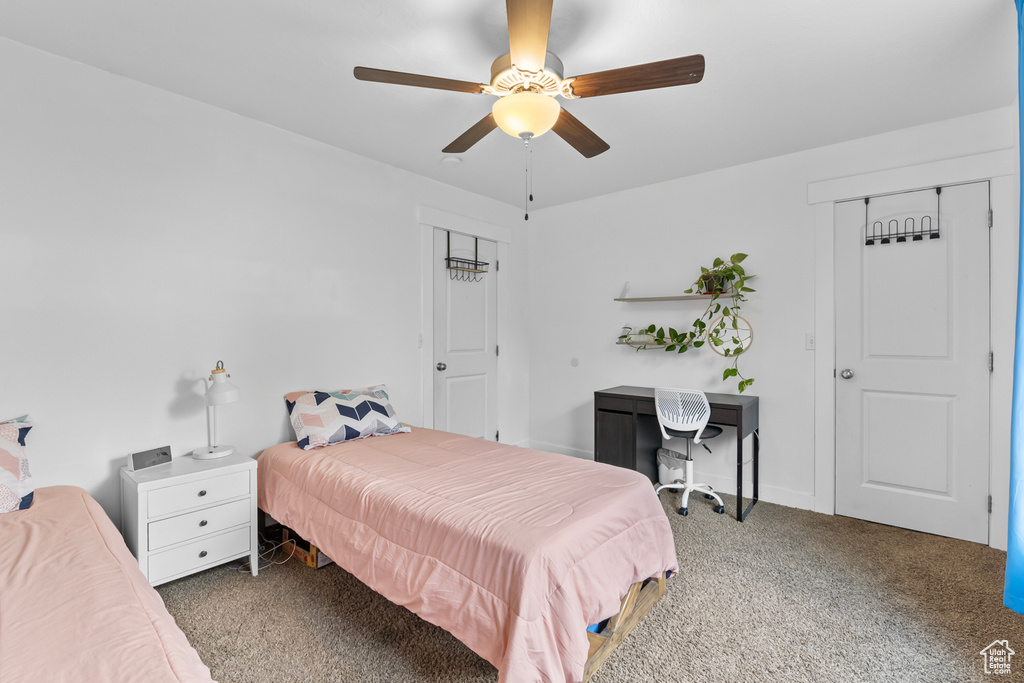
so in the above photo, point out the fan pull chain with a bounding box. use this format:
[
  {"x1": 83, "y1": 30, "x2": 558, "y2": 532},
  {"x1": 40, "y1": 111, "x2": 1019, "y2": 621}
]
[
  {"x1": 523, "y1": 136, "x2": 532, "y2": 221},
  {"x1": 529, "y1": 140, "x2": 534, "y2": 203}
]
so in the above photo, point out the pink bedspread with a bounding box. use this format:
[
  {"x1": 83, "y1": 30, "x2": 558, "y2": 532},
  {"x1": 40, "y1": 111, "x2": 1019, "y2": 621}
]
[
  {"x1": 0, "y1": 486, "x2": 214, "y2": 683},
  {"x1": 258, "y1": 428, "x2": 678, "y2": 683}
]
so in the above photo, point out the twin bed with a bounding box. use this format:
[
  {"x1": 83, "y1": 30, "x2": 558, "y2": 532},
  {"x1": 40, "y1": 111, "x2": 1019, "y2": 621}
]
[
  {"x1": 258, "y1": 426, "x2": 678, "y2": 682},
  {"x1": 0, "y1": 426, "x2": 676, "y2": 682},
  {"x1": 0, "y1": 486, "x2": 213, "y2": 682}
]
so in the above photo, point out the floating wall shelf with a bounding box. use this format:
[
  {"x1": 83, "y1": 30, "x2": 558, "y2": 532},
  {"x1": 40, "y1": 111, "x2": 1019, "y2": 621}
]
[{"x1": 614, "y1": 293, "x2": 715, "y2": 302}]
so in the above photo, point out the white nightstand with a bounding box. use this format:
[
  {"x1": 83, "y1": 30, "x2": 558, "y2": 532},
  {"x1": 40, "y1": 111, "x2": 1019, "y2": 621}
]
[{"x1": 120, "y1": 451, "x2": 258, "y2": 586}]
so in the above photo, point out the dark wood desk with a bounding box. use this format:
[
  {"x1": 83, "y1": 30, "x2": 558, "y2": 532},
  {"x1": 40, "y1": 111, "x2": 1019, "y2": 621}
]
[{"x1": 594, "y1": 386, "x2": 760, "y2": 521}]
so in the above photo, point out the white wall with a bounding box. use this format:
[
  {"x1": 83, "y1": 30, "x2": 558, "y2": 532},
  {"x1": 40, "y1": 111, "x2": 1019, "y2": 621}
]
[
  {"x1": 2, "y1": 34, "x2": 1016, "y2": 548},
  {"x1": 526, "y1": 107, "x2": 1018, "y2": 520},
  {"x1": 0, "y1": 38, "x2": 528, "y2": 524}
]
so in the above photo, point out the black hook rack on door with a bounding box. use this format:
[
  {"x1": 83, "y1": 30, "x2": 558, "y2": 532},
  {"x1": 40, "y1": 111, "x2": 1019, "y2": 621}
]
[
  {"x1": 864, "y1": 187, "x2": 942, "y2": 246},
  {"x1": 445, "y1": 232, "x2": 489, "y2": 282}
]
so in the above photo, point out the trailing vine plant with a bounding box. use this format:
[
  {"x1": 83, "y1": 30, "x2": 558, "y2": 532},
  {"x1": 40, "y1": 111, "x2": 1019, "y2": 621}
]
[{"x1": 618, "y1": 253, "x2": 756, "y2": 393}]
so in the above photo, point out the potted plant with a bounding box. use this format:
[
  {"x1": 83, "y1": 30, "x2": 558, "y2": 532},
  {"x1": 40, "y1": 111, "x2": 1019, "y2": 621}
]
[
  {"x1": 618, "y1": 253, "x2": 756, "y2": 393},
  {"x1": 692, "y1": 255, "x2": 751, "y2": 295},
  {"x1": 697, "y1": 269, "x2": 729, "y2": 294}
]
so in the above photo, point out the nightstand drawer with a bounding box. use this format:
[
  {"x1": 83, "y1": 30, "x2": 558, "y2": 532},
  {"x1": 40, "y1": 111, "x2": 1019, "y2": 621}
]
[
  {"x1": 148, "y1": 498, "x2": 251, "y2": 551},
  {"x1": 148, "y1": 526, "x2": 251, "y2": 584},
  {"x1": 148, "y1": 470, "x2": 250, "y2": 518}
]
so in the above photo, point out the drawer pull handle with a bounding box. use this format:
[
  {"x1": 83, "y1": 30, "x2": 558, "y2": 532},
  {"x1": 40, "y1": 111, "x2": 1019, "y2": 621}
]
[
  {"x1": 198, "y1": 490, "x2": 207, "y2": 497},
  {"x1": 199, "y1": 550, "x2": 208, "y2": 558},
  {"x1": 199, "y1": 519, "x2": 208, "y2": 527}
]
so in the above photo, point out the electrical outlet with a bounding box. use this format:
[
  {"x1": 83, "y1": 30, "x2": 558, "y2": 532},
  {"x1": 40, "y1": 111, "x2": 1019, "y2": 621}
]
[{"x1": 805, "y1": 333, "x2": 815, "y2": 350}]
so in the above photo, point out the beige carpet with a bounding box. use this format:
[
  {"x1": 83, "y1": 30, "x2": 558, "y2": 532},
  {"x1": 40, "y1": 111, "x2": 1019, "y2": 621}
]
[{"x1": 158, "y1": 495, "x2": 1023, "y2": 682}]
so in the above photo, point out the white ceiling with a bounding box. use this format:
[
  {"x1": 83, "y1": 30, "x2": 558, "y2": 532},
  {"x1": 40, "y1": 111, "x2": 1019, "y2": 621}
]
[{"x1": 0, "y1": 0, "x2": 1016, "y2": 209}]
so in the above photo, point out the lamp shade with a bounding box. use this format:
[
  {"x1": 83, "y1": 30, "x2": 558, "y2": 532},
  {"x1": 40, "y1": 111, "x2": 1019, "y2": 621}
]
[
  {"x1": 193, "y1": 361, "x2": 238, "y2": 460},
  {"x1": 492, "y1": 91, "x2": 560, "y2": 139},
  {"x1": 205, "y1": 368, "x2": 240, "y2": 406}
]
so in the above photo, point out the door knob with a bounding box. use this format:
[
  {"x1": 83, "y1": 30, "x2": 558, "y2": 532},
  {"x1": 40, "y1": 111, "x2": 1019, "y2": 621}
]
[
  {"x1": 436, "y1": 362, "x2": 447, "y2": 371},
  {"x1": 840, "y1": 369, "x2": 854, "y2": 379}
]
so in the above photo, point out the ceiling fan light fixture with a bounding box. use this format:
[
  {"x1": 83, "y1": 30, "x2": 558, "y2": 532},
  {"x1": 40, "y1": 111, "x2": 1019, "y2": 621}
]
[
  {"x1": 492, "y1": 91, "x2": 560, "y2": 139},
  {"x1": 489, "y1": 53, "x2": 564, "y2": 96}
]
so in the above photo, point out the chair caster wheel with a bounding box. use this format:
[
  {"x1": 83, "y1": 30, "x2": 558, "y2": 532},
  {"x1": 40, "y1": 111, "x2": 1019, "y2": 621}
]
[
  {"x1": 669, "y1": 488, "x2": 680, "y2": 493},
  {"x1": 678, "y1": 507, "x2": 688, "y2": 516},
  {"x1": 704, "y1": 493, "x2": 715, "y2": 500},
  {"x1": 713, "y1": 505, "x2": 725, "y2": 514}
]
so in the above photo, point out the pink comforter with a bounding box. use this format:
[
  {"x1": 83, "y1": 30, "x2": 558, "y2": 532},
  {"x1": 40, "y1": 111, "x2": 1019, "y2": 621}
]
[
  {"x1": 0, "y1": 486, "x2": 214, "y2": 683},
  {"x1": 258, "y1": 428, "x2": 678, "y2": 683}
]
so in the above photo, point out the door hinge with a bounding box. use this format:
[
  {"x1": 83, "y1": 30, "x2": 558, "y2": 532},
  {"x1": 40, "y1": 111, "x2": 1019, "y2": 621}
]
[
  {"x1": 989, "y1": 209, "x2": 993, "y2": 228},
  {"x1": 496, "y1": 260, "x2": 500, "y2": 272},
  {"x1": 495, "y1": 430, "x2": 499, "y2": 442},
  {"x1": 496, "y1": 345, "x2": 499, "y2": 357},
  {"x1": 989, "y1": 351, "x2": 994, "y2": 373},
  {"x1": 989, "y1": 495, "x2": 993, "y2": 513}
]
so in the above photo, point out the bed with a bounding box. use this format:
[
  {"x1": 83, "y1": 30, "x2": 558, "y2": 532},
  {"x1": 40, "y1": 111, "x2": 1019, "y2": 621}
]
[
  {"x1": 258, "y1": 427, "x2": 679, "y2": 683},
  {"x1": 0, "y1": 485, "x2": 214, "y2": 683}
]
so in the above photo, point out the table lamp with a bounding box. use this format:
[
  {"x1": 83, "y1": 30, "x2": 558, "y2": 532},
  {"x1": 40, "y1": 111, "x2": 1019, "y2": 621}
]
[{"x1": 193, "y1": 360, "x2": 240, "y2": 460}]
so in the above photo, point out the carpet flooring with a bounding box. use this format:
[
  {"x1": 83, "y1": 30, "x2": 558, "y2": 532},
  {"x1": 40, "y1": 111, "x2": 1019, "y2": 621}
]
[{"x1": 157, "y1": 494, "x2": 1023, "y2": 682}]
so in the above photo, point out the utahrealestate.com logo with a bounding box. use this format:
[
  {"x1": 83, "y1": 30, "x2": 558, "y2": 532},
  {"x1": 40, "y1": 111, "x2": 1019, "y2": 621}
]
[{"x1": 980, "y1": 640, "x2": 1015, "y2": 675}]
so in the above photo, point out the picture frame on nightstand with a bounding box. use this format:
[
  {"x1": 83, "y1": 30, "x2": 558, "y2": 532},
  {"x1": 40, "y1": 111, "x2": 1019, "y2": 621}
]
[{"x1": 127, "y1": 445, "x2": 171, "y2": 472}]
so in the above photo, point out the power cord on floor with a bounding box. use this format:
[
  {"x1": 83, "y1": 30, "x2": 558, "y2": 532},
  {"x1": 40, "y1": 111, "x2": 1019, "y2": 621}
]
[
  {"x1": 237, "y1": 530, "x2": 293, "y2": 573},
  {"x1": 741, "y1": 428, "x2": 759, "y2": 465}
]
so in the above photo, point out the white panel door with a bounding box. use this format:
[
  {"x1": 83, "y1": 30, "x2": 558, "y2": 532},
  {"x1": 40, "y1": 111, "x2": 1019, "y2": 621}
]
[
  {"x1": 835, "y1": 182, "x2": 990, "y2": 543},
  {"x1": 433, "y1": 229, "x2": 498, "y2": 440}
]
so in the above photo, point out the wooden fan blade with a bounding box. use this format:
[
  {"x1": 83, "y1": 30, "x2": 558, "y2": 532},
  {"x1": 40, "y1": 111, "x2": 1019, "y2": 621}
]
[
  {"x1": 353, "y1": 66, "x2": 487, "y2": 94},
  {"x1": 565, "y1": 55, "x2": 705, "y2": 98},
  {"x1": 442, "y1": 114, "x2": 499, "y2": 153},
  {"x1": 506, "y1": 0, "x2": 553, "y2": 73},
  {"x1": 552, "y1": 108, "x2": 610, "y2": 158}
]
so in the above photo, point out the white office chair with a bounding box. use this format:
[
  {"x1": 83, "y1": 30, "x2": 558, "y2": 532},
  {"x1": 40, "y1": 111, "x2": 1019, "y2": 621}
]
[{"x1": 653, "y1": 388, "x2": 725, "y2": 516}]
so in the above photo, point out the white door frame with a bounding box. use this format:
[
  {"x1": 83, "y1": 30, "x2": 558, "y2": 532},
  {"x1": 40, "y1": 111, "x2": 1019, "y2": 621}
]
[
  {"x1": 808, "y1": 149, "x2": 1018, "y2": 549},
  {"x1": 418, "y1": 206, "x2": 511, "y2": 433}
]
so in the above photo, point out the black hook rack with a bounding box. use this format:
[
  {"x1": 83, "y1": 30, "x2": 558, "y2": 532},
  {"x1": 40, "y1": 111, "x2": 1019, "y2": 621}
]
[
  {"x1": 864, "y1": 187, "x2": 941, "y2": 246},
  {"x1": 445, "y1": 232, "x2": 489, "y2": 282}
]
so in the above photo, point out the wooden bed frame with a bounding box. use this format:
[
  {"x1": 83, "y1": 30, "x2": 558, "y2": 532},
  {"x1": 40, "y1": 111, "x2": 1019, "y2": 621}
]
[
  {"x1": 259, "y1": 428, "x2": 678, "y2": 682},
  {"x1": 274, "y1": 519, "x2": 668, "y2": 682},
  {"x1": 583, "y1": 572, "x2": 668, "y2": 681}
]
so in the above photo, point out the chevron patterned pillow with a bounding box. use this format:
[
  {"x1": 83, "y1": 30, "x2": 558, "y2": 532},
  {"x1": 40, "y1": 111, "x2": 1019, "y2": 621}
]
[
  {"x1": 0, "y1": 415, "x2": 33, "y2": 513},
  {"x1": 284, "y1": 385, "x2": 411, "y2": 450}
]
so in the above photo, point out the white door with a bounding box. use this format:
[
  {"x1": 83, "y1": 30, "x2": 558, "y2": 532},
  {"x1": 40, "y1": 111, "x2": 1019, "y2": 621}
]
[
  {"x1": 835, "y1": 182, "x2": 990, "y2": 543},
  {"x1": 433, "y1": 229, "x2": 498, "y2": 440}
]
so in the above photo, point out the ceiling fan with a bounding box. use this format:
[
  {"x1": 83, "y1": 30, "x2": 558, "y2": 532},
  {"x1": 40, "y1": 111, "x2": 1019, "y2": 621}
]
[{"x1": 353, "y1": 0, "x2": 704, "y2": 158}]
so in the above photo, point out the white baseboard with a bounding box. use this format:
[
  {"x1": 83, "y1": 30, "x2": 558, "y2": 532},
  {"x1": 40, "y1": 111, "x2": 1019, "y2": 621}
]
[
  {"x1": 813, "y1": 497, "x2": 835, "y2": 516},
  {"x1": 528, "y1": 440, "x2": 594, "y2": 461},
  {"x1": 692, "y1": 470, "x2": 816, "y2": 511}
]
